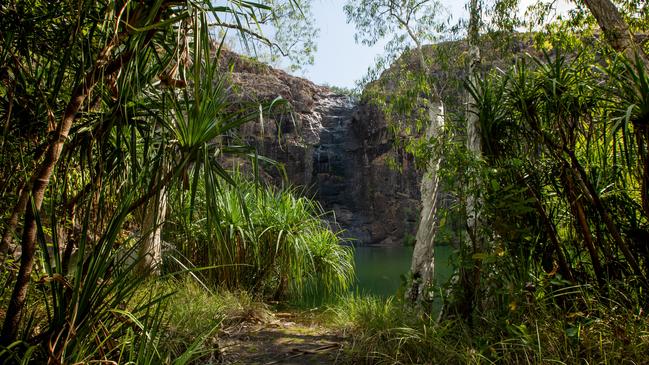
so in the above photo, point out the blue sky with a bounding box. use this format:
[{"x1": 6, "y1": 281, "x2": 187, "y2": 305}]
[
  {"x1": 300, "y1": 0, "x2": 465, "y2": 89},
  {"x1": 297, "y1": 0, "x2": 573, "y2": 89},
  {"x1": 300, "y1": 0, "x2": 379, "y2": 89}
]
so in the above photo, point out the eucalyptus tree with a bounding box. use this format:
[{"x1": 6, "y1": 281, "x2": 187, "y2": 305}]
[
  {"x1": 345, "y1": 0, "x2": 449, "y2": 82},
  {"x1": 583, "y1": 0, "x2": 649, "y2": 67},
  {"x1": 199, "y1": 0, "x2": 319, "y2": 72},
  {"x1": 345, "y1": 0, "x2": 449, "y2": 303},
  {"x1": 259, "y1": 0, "x2": 320, "y2": 71}
]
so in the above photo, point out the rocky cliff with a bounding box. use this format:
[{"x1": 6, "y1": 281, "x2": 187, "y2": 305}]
[
  {"x1": 221, "y1": 36, "x2": 557, "y2": 246},
  {"x1": 221, "y1": 50, "x2": 421, "y2": 246}
]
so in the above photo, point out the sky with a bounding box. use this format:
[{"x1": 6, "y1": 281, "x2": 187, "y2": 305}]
[
  {"x1": 299, "y1": 0, "x2": 381, "y2": 89},
  {"x1": 299, "y1": 0, "x2": 461, "y2": 89},
  {"x1": 298, "y1": 0, "x2": 574, "y2": 89}
]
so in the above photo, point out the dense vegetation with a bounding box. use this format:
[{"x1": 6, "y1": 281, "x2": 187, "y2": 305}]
[
  {"x1": 338, "y1": 0, "x2": 649, "y2": 363},
  {"x1": 2, "y1": 0, "x2": 649, "y2": 364},
  {"x1": 0, "y1": 0, "x2": 349, "y2": 363},
  {"x1": 331, "y1": 45, "x2": 649, "y2": 364}
]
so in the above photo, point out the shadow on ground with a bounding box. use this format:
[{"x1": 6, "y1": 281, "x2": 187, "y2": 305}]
[{"x1": 219, "y1": 313, "x2": 348, "y2": 365}]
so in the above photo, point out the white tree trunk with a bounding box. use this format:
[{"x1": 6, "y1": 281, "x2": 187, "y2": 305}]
[
  {"x1": 138, "y1": 184, "x2": 168, "y2": 275},
  {"x1": 409, "y1": 98, "x2": 444, "y2": 302}
]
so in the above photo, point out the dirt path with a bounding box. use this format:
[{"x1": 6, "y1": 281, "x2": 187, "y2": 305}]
[{"x1": 219, "y1": 311, "x2": 349, "y2": 365}]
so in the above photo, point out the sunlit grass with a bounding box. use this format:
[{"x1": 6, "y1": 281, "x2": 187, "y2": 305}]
[
  {"x1": 166, "y1": 173, "x2": 355, "y2": 301},
  {"x1": 329, "y1": 286, "x2": 649, "y2": 364}
]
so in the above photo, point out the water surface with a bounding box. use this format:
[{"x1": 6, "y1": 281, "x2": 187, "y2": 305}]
[
  {"x1": 352, "y1": 245, "x2": 453, "y2": 298},
  {"x1": 294, "y1": 244, "x2": 454, "y2": 307}
]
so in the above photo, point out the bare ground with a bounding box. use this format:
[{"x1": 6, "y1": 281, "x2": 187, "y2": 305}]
[{"x1": 218, "y1": 311, "x2": 349, "y2": 365}]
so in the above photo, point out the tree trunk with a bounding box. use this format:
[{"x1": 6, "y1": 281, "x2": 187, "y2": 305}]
[
  {"x1": 137, "y1": 183, "x2": 168, "y2": 275},
  {"x1": 456, "y1": 0, "x2": 483, "y2": 323},
  {"x1": 466, "y1": 0, "x2": 481, "y2": 157},
  {"x1": 409, "y1": 98, "x2": 445, "y2": 302},
  {"x1": 641, "y1": 133, "x2": 649, "y2": 219},
  {"x1": 583, "y1": 0, "x2": 649, "y2": 67},
  {"x1": 565, "y1": 171, "x2": 604, "y2": 285},
  {"x1": 0, "y1": 42, "x2": 139, "y2": 345},
  {"x1": 568, "y1": 152, "x2": 646, "y2": 282},
  {"x1": 0, "y1": 93, "x2": 81, "y2": 343},
  {"x1": 396, "y1": 7, "x2": 446, "y2": 304}
]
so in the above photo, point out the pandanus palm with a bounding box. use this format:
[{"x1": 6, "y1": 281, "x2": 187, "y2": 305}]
[
  {"x1": 607, "y1": 56, "x2": 649, "y2": 221},
  {"x1": 0, "y1": 0, "x2": 283, "y2": 357},
  {"x1": 463, "y1": 50, "x2": 649, "y2": 303}
]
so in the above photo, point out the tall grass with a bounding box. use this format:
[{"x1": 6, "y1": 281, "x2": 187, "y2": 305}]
[
  {"x1": 331, "y1": 282, "x2": 649, "y2": 364},
  {"x1": 1, "y1": 172, "x2": 348, "y2": 363},
  {"x1": 160, "y1": 278, "x2": 276, "y2": 360},
  {"x1": 165, "y1": 173, "x2": 355, "y2": 301},
  {"x1": 331, "y1": 294, "x2": 470, "y2": 364}
]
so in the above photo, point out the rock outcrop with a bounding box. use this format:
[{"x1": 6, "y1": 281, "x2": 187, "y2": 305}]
[
  {"x1": 222, "y1": 51, "x2": 421, "y2": 246},
  {"x1": 346, "y1": 102, "x2": 421, "y2": 245},
  {"x1": 220, "y1": 36, "x2": 550, "y2": 246}
]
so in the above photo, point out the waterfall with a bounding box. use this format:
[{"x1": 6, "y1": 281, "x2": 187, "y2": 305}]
[{"x1": 310, "y1": 94, "x2": 370, "y2": 243}]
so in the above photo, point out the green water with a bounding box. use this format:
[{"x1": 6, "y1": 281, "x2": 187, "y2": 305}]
[
  {"x1": 352, "y1": 245, "x2": 453, "y2": 298},
  {"x1": 294, "y1": 245, "x2": 453, "y2": 307}
]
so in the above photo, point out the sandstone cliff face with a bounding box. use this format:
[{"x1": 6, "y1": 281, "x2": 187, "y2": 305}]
[
  {"x1": 220, "y1": 50, "x2": 327, "y2": 187},
  {"x1": 347, "y1": 102, "x2": 421, "y2": 245},
  {"x1": 221, "y1": 36, "x2": 545, "y2": 246},
  {"x1": 222, "y1": 51, "x2": 421, "y2": 246}
]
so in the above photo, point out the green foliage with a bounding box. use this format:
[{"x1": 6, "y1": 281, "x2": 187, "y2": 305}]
[
  {"x1": 344, "y1": 0, "x2": 446, "y2": 49},
  {"x1": 165, "y1": 173, "x2": 355, "y2": 300},
  {"x1": 264, "y1": 0, "x2": 319, "y2": 71},
  {"x1": 344, "y1": 0, "x2": 451, "y2": 88},
  {"x1": 321, "y1": 83, "x2": 361, "y2": 99},
  {"x1": 431, "y1": 42, "x2": 649, "y2": 323},
  {"x1": 331, "y1": 294, "x2": 469, "y2": 364},
  {"x1": 218, "y1": 0, "x2": 319, "y2": 71},
  {"x1": 334, "y1": 288, "x2": 649, "y2": 364},
  {"x1": 0, "y1": 190, "x2": 211, "y2": 363},
  {"x1": 0, "y1": 0, "x2": 325, "y2": 362},
  {"x1": 162, "y1": 278, "x2": 274, "y2": 356}
]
